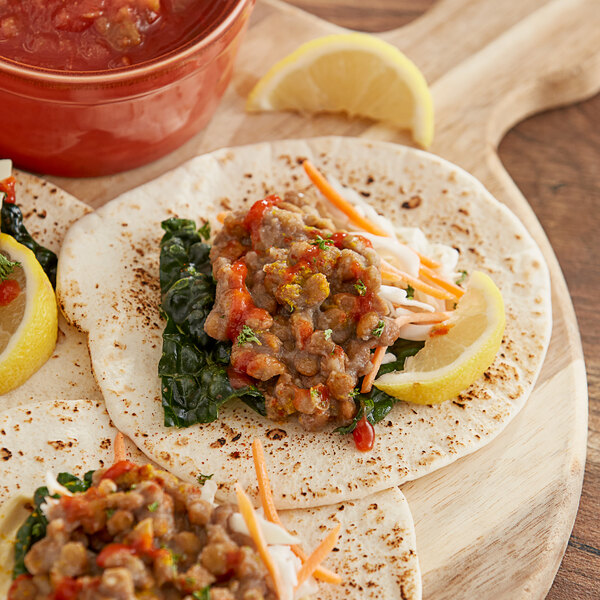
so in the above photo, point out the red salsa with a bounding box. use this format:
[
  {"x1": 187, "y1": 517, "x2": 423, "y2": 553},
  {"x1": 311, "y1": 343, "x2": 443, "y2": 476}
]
[
  {"x1": 0, "y1": 0, "x2": 226, "y2": 71},
  {"x1": 0, "y1": 176, "x2": 16, "y2": 203}
]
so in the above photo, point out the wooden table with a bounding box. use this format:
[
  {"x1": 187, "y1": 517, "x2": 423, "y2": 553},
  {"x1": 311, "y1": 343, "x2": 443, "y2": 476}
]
[{"x1": 283, "y1": 1, "x2": 600, "y2": 598}]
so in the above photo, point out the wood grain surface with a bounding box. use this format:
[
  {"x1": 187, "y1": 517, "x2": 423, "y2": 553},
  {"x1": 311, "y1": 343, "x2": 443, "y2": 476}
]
[{"x1": 282, "y1": 3, "x2": 600, "y2": 599}]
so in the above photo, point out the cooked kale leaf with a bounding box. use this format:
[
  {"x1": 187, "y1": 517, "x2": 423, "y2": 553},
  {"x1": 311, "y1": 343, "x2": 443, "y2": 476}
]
[
  {"x1": 377, "y1": 338, "x2": 425, "y2": 376},
  {"x1": 1, "y1": 199, "x2": 58, "y2": 288},
  {"x1": 336, "y1": 338, "x2": 424, "y2": 435},
  {"x1": 13, "y1": 472, "x2": 93, "y2": 578},
  {"x1": 159, "y1": 219, "x2": 266, "y2": 428}
]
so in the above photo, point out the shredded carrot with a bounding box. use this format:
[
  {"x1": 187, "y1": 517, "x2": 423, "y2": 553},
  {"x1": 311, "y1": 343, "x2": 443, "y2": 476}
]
[
  {"x1": 303, "y1": 160, "x2": 456, "y2": 282},
  {"x1": 416, "y1": 251, "x2": 441, "y2": 269},
  {"x1": 395, "y1": 311, "x2": 451, "y2": 328},
  {"x1": 303, "y1": 160, "x2": 389, "y2": 237},
  {"x1": 381, "y1": 260, "x2": 454, "y2": 301},
  {"x1": 236, "y1": 483, "x2": 285, "y2": 599},
  {"x1": 252, "y1": 439, "x2": 341, "y2": 585},
  {"x1": 252, "y1": 439, "x2": 279, "y2": 524},
  {"x1": 361, "y1": 346, "x2": 388, "y2": 394},
  {"x1": 420, "y1": 265, "x2": 465, "y2": 298},
  {"x1": 217, "y1": 211, "x2": 228, "y2": 224},
  {"x1": 361, "y1": 313, "x2": 450, "y2": 392},
  {"x1": 113, "y1": 432, "x2": 127, "y2": 463},
  {"x1": 295, "y1": 524, "x2": 342, "y2": 591}
]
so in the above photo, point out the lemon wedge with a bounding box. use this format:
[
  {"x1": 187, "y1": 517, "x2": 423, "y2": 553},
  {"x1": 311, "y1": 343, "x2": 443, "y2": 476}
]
[
  {"x1": 375, "y1": 271, "x2": 505, "y2": 404},
  {"x1": 0, "y1": 233, "x2": 57, "y2": 395},
  {"x1": 246, "y1": 33, "x2": 434, "y2": 148}
]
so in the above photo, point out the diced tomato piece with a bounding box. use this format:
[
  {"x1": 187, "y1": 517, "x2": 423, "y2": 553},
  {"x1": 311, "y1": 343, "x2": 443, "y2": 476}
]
[
  {"x1": 101, "y1": 460, "x2": 137, "y2": 482},
  {"x1": 96, "y1": 543, "x2": 135, "y2": 568},
  {"x1": 296, "y1": 319, "x2": 313, "y2": 348},
  {"x1": 0, "y1": 176, "x2": 16, "y2": 203},
  {"x1": 8, "y1": 575, "x2": 33, "y2": 600},
  {"x1": 51, "y1": 577, "x2": 82, "y2": 600},
  {"x1": 132, "y1": 530, "x2": 155, "y2": 555}
]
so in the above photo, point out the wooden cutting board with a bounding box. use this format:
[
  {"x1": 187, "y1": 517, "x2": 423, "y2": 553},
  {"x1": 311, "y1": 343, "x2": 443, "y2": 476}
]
[{"x1": 45, "y1": 0, "x2": 600, "y2": 598}]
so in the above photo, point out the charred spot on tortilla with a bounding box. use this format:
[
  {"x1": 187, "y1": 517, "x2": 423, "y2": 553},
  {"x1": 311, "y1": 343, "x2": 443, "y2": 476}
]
[
  {"x1": 266, "y1": 428, "x2": 288, "y2": 440},
  {"x1": 401, "y1": 195, "x2": 422, "y2": 209}
]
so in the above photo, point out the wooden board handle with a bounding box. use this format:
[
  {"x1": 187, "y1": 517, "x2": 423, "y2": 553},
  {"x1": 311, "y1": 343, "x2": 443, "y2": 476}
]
[{"x1": 430, "y1": 0, "x2": 600, "y2": 166}]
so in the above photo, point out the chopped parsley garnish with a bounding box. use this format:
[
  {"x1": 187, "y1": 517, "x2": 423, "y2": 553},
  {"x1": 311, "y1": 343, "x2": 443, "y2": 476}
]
[
  {"x1": 405, "y1": 284, "x2": 415, "y2": 299},
  {"x1": 456, "y1": 270, "x2": 468, "y2": 285},
  {"x1": 323, "y1": 328, "x2": 332, "y2": 340},
  {"x1": 372, "y1": 320, "x2": 385, "y2": 337},
  {"x1": 354, "y1": 279, "x2": 367, "y2": 296},
  {"x1": 310, "y1": 234, "x2": 332, "y2": 251},
  {"x1": 105, "y1": 508, "x2": 116, "y2": 519},
  {"x1": 0, "y1": 253, "x2": 19, "y2": 282},
  {"x1": 237, "y1": 325, "x2": 262, "y2": 346},
  {"x1": 197, "y1": 473, "x2": 213, "y2": 486},
  {"x1": 148, "y1": 501, "x2": 160, "y2": 512},
  {"x1": 349, "y1": 388, "x2": 360, "y2": 398},
  {"x1": 193, "y1": 589, "x2": 211, "y2": 600},
  {"x1": 198, "y1": 221, "x2": 211, "y2": 240}
]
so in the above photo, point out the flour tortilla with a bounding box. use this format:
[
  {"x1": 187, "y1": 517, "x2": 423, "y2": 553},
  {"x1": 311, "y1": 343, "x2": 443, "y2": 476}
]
[
  {"x1": 57, "y1": 137, "x2": 552, "y2": 509},
  {"x1": 0, "y1": 171, "x2": 102, "y2": 407},
  {"x1": 0, "y1": 399, "x2": 421, "y2": 600}
]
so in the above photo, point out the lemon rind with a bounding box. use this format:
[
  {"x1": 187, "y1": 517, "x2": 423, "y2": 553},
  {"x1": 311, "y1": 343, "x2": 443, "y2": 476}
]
[
  {"x1": 246, "y1": 33, "x2": 434, "y2": 148},
  {"x1": 0, "y1": 234, "x2": 57, "y2": 395},
  {"x1": 374, "y1": 271, "x2": 505, "y2": 404}
]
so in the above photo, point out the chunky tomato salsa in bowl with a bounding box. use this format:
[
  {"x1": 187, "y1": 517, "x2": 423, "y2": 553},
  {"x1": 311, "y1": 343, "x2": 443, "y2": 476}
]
[{"x1": 0, "y1": 0, "x2": 255, "y2": 176}]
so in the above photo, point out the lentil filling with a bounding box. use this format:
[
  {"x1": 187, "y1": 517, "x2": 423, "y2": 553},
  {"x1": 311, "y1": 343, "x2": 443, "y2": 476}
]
[
  {"x1": 204, "y1": 192, "x2": 402, "y2": 430},
  {"x1": 9, "y1": 464, "x2": 277, "y2": 600}
]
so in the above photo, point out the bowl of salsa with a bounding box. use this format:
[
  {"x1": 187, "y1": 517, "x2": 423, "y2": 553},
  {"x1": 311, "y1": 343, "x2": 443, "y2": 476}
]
[{"x1": 0, "y1": 0, "x2": 255, "y2": 176}]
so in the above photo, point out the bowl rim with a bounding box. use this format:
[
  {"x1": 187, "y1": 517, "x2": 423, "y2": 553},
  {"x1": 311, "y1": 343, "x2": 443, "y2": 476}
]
[{"x1": 0, "y1": 0, "x2": 252, "y2": 84}]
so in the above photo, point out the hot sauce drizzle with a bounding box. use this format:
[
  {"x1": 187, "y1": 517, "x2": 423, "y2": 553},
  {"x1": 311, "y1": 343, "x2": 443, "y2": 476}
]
[
  {"x1": 353, "y1": 415, "x2": 375, "y2": 452},
  {"x1": 225, "y1": 260, "x2": 270, "y2": 343},
  {"x1": 243, "y1": 195, "x2": 281, "y2": 245}
]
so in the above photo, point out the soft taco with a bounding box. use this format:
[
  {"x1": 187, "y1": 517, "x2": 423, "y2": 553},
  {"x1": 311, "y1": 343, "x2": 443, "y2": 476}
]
[
  {"x1": 0, "y1": 162, "x2": 102, "y2": 406},
  {"x1": 57, "y1": 137, "x2": 552, "y2": 508},
  {"x1": 0, "y1": 399, "x2": 421, "y2": 600}
]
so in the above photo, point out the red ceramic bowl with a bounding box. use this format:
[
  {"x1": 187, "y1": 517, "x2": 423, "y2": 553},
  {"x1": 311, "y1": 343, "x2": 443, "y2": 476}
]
[{"x1": 0, "y1": 0, "x2": 255, "y2": 177}]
